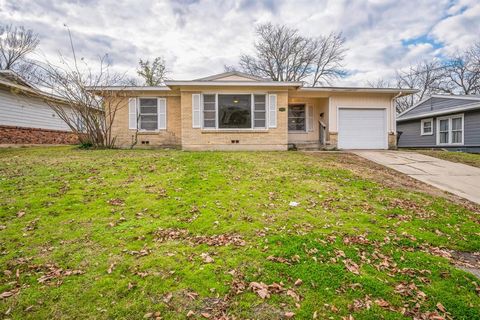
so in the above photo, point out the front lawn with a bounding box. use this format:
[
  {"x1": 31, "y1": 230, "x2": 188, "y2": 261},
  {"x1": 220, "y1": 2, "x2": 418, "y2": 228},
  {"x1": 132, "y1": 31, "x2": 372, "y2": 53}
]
[
  {"x1": 415, "y1": 149, "x2": 480, "y2": 168},
  {"x1": 0, "y1": 147, "x2": 479, "y2": 319}
]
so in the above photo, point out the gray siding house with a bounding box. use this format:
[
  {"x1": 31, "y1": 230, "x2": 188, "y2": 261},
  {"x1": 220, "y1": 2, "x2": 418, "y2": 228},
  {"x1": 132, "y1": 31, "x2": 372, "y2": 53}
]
[{"x1": 397, "y1": 95, "x2": 480, "y2": 152}]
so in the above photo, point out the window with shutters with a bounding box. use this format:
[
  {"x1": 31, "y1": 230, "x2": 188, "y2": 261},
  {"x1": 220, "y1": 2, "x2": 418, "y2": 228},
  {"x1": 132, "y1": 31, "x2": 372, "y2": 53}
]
[
  {"x1": 436, "y1": 114, "x2": 463, "y2": 145},
  {"x1": 201, "y1": 94, "x2": 268, "y2": 129},
  {"x1": 138, "y1": 98, "x2": 158, "y2": 131},
  {"x1": 288, "y1": 104, "x2": 306, "y2": 131}
]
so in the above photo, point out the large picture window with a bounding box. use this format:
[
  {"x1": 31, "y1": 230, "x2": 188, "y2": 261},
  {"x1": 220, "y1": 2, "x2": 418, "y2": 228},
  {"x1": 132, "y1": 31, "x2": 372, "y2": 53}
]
[
  {"x1": 437, "y1": 114, "x2": 463, "y2": 145},
  {"x1": 288, "y1": 105, "x2": 306, "y2": 131},
  {"x1": 202, "y1": 94, "x2": 267, "y2": 129},
  {"x1": 218, "y1": 94, "x2": 251, "y2": 128},
  {"x1": 139, "y1": 98, "x2": 158, "y2": 130}
]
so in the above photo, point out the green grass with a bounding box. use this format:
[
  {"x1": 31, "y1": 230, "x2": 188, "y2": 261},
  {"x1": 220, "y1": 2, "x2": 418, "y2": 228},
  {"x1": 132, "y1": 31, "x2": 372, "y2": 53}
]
[
  {"x1": 415, "y1": 149, "x2": 480, "y2": 168},
  {"x1": 0, "y1": 147, "x2": 479, "y2": 319}
]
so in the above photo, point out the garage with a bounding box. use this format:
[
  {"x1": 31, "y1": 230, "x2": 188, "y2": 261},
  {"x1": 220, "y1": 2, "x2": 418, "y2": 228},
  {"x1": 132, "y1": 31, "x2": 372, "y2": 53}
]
[{"x1": 338, "y1": 108, "x2": 387, "y2": 149}]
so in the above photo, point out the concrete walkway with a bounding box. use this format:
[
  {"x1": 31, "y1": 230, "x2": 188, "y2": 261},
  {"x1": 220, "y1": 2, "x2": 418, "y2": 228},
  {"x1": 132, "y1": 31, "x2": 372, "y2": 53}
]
[{"x1": 354, "y1": 150, "x2": 480, "y2": 204}]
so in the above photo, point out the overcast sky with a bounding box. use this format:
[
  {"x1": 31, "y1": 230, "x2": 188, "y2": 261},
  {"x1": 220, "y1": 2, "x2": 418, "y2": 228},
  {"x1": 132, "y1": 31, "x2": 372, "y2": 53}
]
[{"x1": 1, "y1": 0, "x2": 479, "y2": 85}]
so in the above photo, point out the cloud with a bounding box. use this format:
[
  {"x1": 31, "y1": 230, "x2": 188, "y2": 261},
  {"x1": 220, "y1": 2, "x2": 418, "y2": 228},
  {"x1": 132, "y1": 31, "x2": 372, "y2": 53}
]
[{"x1": 0, "y1": 0, "x2": 478, "y2": 85}]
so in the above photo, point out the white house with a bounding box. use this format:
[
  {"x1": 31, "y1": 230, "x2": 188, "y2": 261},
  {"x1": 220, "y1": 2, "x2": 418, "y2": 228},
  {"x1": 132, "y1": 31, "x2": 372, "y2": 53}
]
[{"x1": 0, "y1": 70, "x2": 78, "y2": 144}]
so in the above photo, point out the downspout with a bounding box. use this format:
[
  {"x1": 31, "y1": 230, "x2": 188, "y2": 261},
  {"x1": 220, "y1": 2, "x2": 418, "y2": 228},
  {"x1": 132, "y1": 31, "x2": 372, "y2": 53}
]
[{"x1": 392, "y1": 92, "x2": 403, "y2": 146}]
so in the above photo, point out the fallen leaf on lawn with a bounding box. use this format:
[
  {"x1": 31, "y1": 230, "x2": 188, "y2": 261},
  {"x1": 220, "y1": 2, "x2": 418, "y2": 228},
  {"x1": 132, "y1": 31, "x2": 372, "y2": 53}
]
[
  {"x1": 294, "y1": 279, "x2": 303, "y2": 286},
  {"x1": 186, "y1": 310, "x2": 195, "y2": 317},
  {"x1": 185, "y1": 291, "x2": 198, "y2": 300},
  {"x1": 286, "y1": 289, "x2": 301, "y2": 302},
  {"x1": 374, "y1": 299, "x2": 390, "y2": 309},
  {"x1": 436, "y1": 302, "x2": 446, "y2": 313},
  {"x1": 343, "y1": 259, "x2": 360, "y2": 275},
  {"x1": 163, "y1": 292, "x2": 173, "y2": 304},
  {"x1": 17, "y1": 210, "x2": 26, "y2": 218},
  {"x1": 143, "y1": 312, "x2": 153, "y2": 318},
  {"x1": 107, "y1": 262, "x2": 116, "y2": 274},
  {"x1": 200, "y1": 253, "x2": 214, "y2": 263},
  {"x1": 201, "y1": 312, "x2": 211, "y2": 318},
  {"x1": 312, "y1": 311, "x2": 318, "y2": 319},
  {"x1": 249, "y1": 282, "x2": 270, "y2": 299},
  {"x1": 285, "y1": 311, "x2": 295, "y2": 318},
  {"x1": 107, "y1": 198, "x2": 124, "y2": 206},
  {"x1": 0, "y1": 291, "x2": 14, "y2": 299}
]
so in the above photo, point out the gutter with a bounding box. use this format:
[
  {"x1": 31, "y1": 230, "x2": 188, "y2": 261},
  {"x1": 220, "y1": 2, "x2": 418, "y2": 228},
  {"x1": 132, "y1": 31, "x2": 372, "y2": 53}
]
[{"x1": 392, "y1": 91, "x2": 403, "y2": 133}]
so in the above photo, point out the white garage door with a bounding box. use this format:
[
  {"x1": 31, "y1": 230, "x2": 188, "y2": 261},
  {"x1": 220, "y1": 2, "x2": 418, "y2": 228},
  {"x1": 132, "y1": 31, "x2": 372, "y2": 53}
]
[{"x1": 338, "y1": 108, "x2": 387, "y2": 149}]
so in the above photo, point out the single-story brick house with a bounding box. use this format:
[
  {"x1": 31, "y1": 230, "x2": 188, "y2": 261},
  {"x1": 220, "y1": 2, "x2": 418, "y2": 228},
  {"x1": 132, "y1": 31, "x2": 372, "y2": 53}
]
[
  {"x1": 397, "y1": 95, "x2": 480, "y2": 153},
  {"x1": 0, "y1": 70, "x2": 78, "y2": 145},
  {"x1": 95, "y1": 71, "x2": 416, "y2": 151}
]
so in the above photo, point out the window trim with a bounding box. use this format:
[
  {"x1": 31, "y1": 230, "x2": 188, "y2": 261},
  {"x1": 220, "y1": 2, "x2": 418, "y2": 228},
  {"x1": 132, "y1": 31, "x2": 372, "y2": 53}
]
[
  {"x1": 137, "y1": 97, "x2": 167, "y2": 132},
  {"x1": 420, "y1": 118, "x2": 433, "y2": 136},
  {"x1": 200, "y1": 92, "x2": 269, "y2": 131},
  {"x1": 436, "y1": 113, "x2": 464, "y2": 146}
]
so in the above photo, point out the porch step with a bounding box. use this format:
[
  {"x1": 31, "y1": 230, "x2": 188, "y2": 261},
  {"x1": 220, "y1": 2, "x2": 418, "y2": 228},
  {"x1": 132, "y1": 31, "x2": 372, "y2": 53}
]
[{"x1": 291, "y1": 142, "x2": 328, "y2": 151}]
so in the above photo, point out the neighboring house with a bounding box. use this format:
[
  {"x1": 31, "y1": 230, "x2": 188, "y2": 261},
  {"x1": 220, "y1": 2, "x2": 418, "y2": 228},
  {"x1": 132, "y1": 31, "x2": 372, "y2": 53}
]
[
  {"x1": 94, "y1": 71, "x2": 416, "y2": 151},
  {"x1": 397, "y1": 95, "x2": 480, "y2": 153},
  {"x1": 0, "y1": 70, "x2": 79, "y2": 144}
]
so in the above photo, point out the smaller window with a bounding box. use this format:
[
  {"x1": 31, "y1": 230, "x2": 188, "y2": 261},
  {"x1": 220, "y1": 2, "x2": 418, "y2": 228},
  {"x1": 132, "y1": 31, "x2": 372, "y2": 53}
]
[
  {"x1": 139, "y1": 98, "x2": 158, "y2": 131},
  {"x1": 254, "y1": 94, "x2": 266, "y2": 128},
  {"x1": 421, "y1": 118, "x2": 433, "y2": 135},
  {"x1": 288, "y1": 105, "x2": 306, "y2": 131}
]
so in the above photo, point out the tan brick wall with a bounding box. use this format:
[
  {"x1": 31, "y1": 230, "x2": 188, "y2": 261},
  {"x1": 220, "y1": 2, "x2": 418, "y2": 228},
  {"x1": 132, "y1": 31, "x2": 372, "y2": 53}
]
[
  {"x1": 180, "y1": 90, "x2": 289, "y2": 151},
  {"x1": 109, "y1": 93, "x2": 182, "y2": 148},
  {"x1": 287, "y1": 97, "x2": 329, "y2": 143},
  {"x1": 388, "y1": 132, "x2": 397, "y2": 149}
]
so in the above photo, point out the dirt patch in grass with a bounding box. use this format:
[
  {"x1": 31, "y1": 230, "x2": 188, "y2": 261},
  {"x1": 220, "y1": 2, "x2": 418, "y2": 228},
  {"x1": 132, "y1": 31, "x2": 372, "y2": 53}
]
[{"x1": 306, "y1": 152, "x2": 480, "y2": 212}]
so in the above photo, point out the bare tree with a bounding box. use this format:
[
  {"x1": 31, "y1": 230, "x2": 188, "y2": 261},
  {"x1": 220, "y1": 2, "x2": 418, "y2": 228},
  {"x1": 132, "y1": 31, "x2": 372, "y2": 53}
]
[
  {"x1": 137, "y1": 57, "x2": 168, "y2": 86},
  {"x1": 393, "y1": 61, "x2": 446, "y2": 113},
  {"x1": 28, "y1": 27, "x2": 128, "y2": 148},
  {"x1": 441, "y1": 46, "x2": 480, "y2": 95},
  {"x1": 238, "y1": 23, "x2": 346, "y2": 85},
  {"x1": 311, "y1": 32, "x2": 347, "y2": 86},
  {"x1": 0, "y1": 24, "x2": 39, "y2": 70}
]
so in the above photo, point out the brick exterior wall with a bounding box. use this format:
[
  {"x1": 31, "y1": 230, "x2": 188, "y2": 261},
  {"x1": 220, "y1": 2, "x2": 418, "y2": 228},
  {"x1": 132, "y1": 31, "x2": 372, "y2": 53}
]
[
  {"x1": 109, "y1": 93, "x2": 182, "y2": 148},
  {"x1": 107, "y1": 87, "x2": 396, "y2": 151},
  {"x1": 0, "y1": 125, "x2": 78, "y2": 144},
  {"x1": 180, "y1": 90, "x2": 289, "y2": 151}
]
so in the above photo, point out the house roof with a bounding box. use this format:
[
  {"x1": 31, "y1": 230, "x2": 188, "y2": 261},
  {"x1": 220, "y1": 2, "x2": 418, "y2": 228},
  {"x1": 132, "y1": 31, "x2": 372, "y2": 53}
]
[
  {"x1": 0, "y1": 69, "x2": 70, "y2": 104},
  {"x1": 298, "y1": 87, "x2": 418, "y2": 96},
  {"x1": 88, "y1": 71, "x2": 417, "y2": 95},
  {"x1": 193, "y1": 71, "x2": 269, "y2": 82},
  {"x1": 0, "y1": 70, "x2": 34, "y2": 89},
  {"x1": 397, "y1": 94, "x2": 480, "y2": 122}
]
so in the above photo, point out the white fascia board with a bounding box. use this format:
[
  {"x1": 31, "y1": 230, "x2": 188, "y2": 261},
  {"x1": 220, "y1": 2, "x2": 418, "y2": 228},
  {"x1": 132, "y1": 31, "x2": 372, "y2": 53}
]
[
  {"x1": 86, "y1": 86, "x2": 171, "y2": 91},
  {"x1": 298, "y1": 87, "x2": 418, "y2": 95},
  {"x1": 164, "y1": 81, "x2": 303, "y2": 87}
]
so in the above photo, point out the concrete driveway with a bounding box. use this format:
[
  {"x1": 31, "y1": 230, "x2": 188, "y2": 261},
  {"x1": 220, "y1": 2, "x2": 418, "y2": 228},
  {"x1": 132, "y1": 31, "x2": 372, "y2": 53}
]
[{"x1": 354, "y1": 150, "x2": 480, "y2": 204}]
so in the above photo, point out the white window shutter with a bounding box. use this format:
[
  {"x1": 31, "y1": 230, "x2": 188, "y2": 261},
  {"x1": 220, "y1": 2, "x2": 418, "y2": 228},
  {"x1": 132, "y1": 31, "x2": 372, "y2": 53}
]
[
  {"x1": 158, "y1": 98, "x2": 167, "y2": 130},
  {"x1": 128, "y1": 98, "x2": 137, "y2": 129},
  {"x1": 307, "y1": 105, "x2": 314, "y2": 132},
  {"x1": 268, "y1": 94, "x2": 277, "y2": 128},
  {"x1": 192, "y1": 94, "x2": 201, "y2": 128}
]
